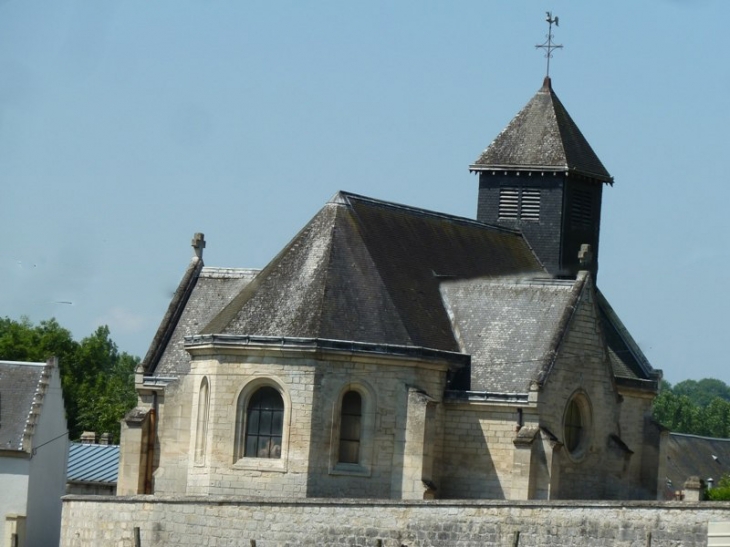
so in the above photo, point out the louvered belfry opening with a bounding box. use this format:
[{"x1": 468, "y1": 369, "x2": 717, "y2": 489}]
[{"x1": 498, "y1": 187, "x2": 541, "y2": 221}]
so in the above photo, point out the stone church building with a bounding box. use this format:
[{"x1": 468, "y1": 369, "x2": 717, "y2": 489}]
[{"x1": 117, "y1": 77, "x2": 663, "y2": 502}]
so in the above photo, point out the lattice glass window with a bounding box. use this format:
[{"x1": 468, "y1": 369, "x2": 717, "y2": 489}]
[
  {"x1": 499, "y1": 187, "x2": 540, "y2": 220},
  {"x1": 240, "y1": 386, "x2": 284, "y2": 459},
  {"x1": 338, "y1": 391, "x2": 362, "y2": 464}
]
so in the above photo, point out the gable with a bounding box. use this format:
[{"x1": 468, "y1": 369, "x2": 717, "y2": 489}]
[
  {"x1": 152, "y1": 267, "x2": 258, "y2": 376},
  {"x1": 538, "y1": 273, "x2": 616, "y2": 391}
]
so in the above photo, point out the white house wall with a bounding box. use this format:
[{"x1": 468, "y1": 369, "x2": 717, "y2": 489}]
[
  {"x1": 25, "y1": 361, "x2": 68, "y2": 547},
  {"x1": 0, "y1": 456, "x2": 29, "y2": 547}
]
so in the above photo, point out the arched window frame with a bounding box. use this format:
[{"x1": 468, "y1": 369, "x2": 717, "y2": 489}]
[
  {"x1": 562, "y1": 390, "x2": 592, "y2": 461},
  {"x1": 330, "y1": 382, "x2": 376, "y2": 476},
  {"x1": 233, "y1": 377, "x2": 291, "y2": 472},
  {"x1": 194, "y1": 376, "x2": 210, "y2": 465}
]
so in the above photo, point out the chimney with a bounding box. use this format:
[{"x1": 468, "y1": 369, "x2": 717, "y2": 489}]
[
  {"x1": 80, "y1": 431, "x2": 96, "y2": 444},
  {"x1": 192, "y1": 233, "x2": 206, "y2": 259},
  {"x1": 99, "y1": 433, "x2": 112, "y2": 445}
]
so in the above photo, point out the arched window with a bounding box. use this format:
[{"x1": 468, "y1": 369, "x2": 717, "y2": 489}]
[
  {"x1": 564, "y1": 399, "x2": 583, "y2": 453},
  {"x1": 237, "y1": 386, "x2": 284, "y2": 459},
  {"x1": 194, "y1": 377, "x2": 210, "y2": 464},
  {"x1": 338, "y1": 391, "x2": 362, "y2": 464}
]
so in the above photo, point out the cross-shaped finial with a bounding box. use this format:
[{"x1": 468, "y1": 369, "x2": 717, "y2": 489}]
[
  {"x1": 192, "y1": 232, "x2": 206, "y2": 259},
  {"x1": 535, "y1": 12, "x2": 563, "y2": 78}
]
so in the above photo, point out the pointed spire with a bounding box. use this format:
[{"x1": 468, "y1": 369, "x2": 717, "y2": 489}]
[{"x1": 470, "y1": 81, "x2": 613, "y2": 183}]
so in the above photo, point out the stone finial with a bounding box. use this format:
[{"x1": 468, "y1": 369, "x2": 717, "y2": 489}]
[
  {"x1": 192, "y1": 233, "x2": 206, "y2": 259},
  {"x1": 578, "y1": 244, "x2": 593, "y2": 269}
]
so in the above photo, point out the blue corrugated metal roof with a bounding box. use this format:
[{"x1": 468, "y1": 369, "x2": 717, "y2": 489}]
[{"x1": 67, "y1": 442, "x2": 119, "y2": 484}]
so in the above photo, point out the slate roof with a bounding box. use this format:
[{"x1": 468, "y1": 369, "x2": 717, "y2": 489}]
[
  {"x1": 596, "y1": 291, "x2": 659, "y2": 389},
  {"x1": 441, "y1": 276, "x2": 659, "y2": 394},
  {"x1": 202, "y1": 192, "x2": 545, "y2": 353},
  {"x1": 441, "y1": 276, "x2": 581, "y2": 393},
  {"x1": 145, "y1": 266, "x2": 259, "y2": 375},
  {"x1": 663, "y1": 433, "x2": 730, "y2": 499},
  {"x1": 67, "y1": 442, "x2": 120, "y2": 485},
  {"x1": 0, "y1": 360, "x2": 49, "y2": 453},
  {"x1": 470, "y1": 77, "x2": 613, "y2": 183}
]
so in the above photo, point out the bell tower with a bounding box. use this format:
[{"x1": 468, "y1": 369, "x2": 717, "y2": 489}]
[
  {"x1": 470, "y1": 76, "x2": 612, "y2": 279},
  {"x1": 471, "y1": 15, "x2": 612, "y2": 278}
]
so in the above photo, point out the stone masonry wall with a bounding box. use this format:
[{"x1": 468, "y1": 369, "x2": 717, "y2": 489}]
[
  {"x1": 537, "y1": 275, "x2": 635, "y2": 499},
  {"x1": 166, "y1": 348, "x2": 448, "y2": 499},
  {"x1": 439, "y1": 405, "x2": 521, "y2": 499},
  {"x1": 61, "y1": 496, "x2": 730, "y2": 547}
]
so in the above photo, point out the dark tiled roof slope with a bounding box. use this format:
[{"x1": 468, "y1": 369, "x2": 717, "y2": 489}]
[
  {"x1": 204, "y1": 192, "x2": 545, "y2": 352},
  {"x1": 596, "y1": 290, "x2": 659, "y2": 386},
  {"x1": 151, "y1": 268, "x2": 259, "y2": 376},
  {"x1": 471, "y1": 78, "x2": 612, "y2": 183},
  {"x1": 67, "y1": 442, "x2": 120, "y2": 485},
  {"x1": 441, "y1": 277, "x2": 579, "y2": 393},
  {"x1": 0, "y1": 361, "x2": 46, "y2": 452},
  {"x1": 664, "y1": 433, "x2": 730, "y2": 499}
]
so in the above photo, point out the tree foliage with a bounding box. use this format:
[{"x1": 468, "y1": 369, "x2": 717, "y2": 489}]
[
  {"x1": 0, "y1": 317, "x2": 139, "y2": 442},
  {"x1": 653, "y1": 378, "x2": 730, "y2": 438},
  {"x1": 706, "y1": 473, "x2": 730, "y2": 501}
]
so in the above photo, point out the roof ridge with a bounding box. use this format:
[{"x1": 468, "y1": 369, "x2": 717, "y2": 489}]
[
  {"x1": 0, "y1": 360, "x2": 46, "y2": 367},
  {"x1": 201, "y1": 202, "x2": 341, "y2": 336},
  {"x1": 200, "y1": 267, "x2": 260, "y2": 279},
  {"x1": 21, "y1": 360, "x2": 52, "y2": 452},
  {"x1": 535, "y1": 272, "x2": 589, "y2": 386},
  {"x1": 333, "y1": 190, "x2": 524, "y2": 236}
]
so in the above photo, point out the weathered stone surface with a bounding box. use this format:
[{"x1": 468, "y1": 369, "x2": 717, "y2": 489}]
[{"x1": 61, "y1": 497, "x2": 730, "y2": 547}]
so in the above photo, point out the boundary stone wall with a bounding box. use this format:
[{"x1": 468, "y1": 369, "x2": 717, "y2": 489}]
[{"x1": 61, "y1": 496, "x2": 730, "y2": 547}]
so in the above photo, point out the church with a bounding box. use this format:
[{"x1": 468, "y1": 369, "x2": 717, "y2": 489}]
[{"x1": 116, "y1": 75, "x2": 664, "y2": 502}]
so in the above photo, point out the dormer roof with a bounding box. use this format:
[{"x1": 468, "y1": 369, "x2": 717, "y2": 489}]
[{"x1": 470, "y1": 77, "x2": 613, "y2": 183}]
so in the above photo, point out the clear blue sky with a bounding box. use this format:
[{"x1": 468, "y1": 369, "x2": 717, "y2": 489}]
[{"x1": 2, "y1": 1, "x2": 728, "y2": 385}]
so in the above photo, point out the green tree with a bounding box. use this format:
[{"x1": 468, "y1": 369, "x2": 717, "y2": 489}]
[
  {"x1": 652, "y1": 390, "x2": 700, "y2": 434},
  {"x1": 697, "y1": 398, "x2": 730, "y2": 438},
  {"x1": 707, "y1": 473, "x2": 730, "y2": 501},
  {"x1": 0, "y1": 317, "x2": 139, "y2": 442},
  {"x1": 73, "y1": 326, "x2": 139, "y2": 442},
  {"x1": 674, "y1": 379, "x2": 730, "y2": 407},
  {"x1": 653, "y1": 378, "x2": 730, "y2": 438}
]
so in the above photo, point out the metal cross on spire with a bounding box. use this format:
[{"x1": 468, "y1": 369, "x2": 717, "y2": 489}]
[{"x1": 535, "y1": 12, "x2": 563, "y2": 78}]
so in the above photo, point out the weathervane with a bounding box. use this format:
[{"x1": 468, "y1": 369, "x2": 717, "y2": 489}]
[{"x1": 535, "y1": 12, "x2": 563, "y2": 78}]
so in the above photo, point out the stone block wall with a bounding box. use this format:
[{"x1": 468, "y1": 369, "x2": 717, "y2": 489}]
[
  {"x1": 537, "y1": 276, "x2": 635, "y2": 499},
  {"x1": 439, "y1": 405, "x2": 521, "y2": 499},
  {"x1": 61, "y1": 496, "x2": 730, "y2": 547},
  {"x1": 154, "y1": 347, "x2": 449, "y2": 500}
]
